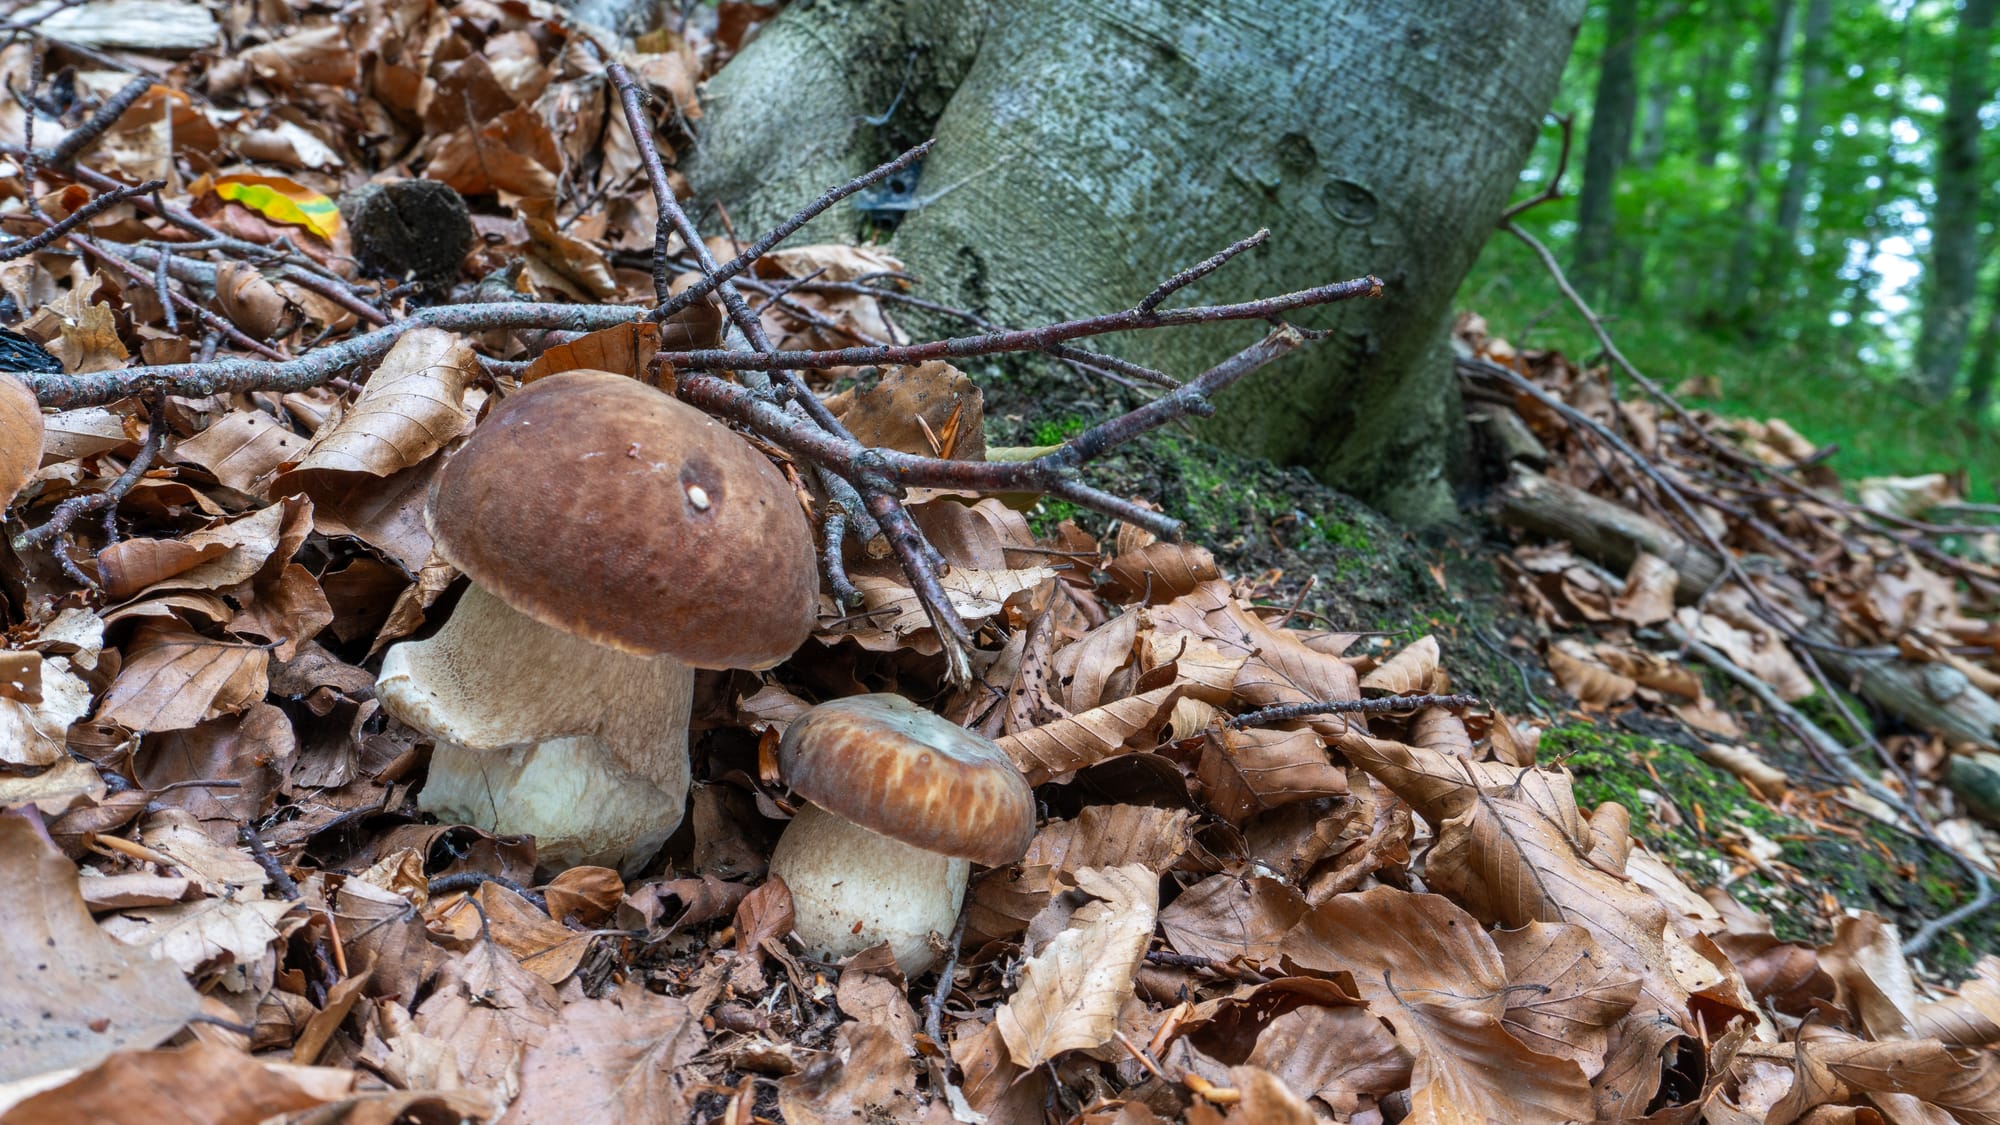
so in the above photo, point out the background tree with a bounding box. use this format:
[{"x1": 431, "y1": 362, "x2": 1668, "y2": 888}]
[
  {"x1": 1572, "y1": 1, "x2": 1642, "y2": 303},
  {"x1": 1914, "y1": 0, "x2": 1996, "y2": 399},
  {"x1": 685, "y1": 0, "x2": 1587, "y2": 523}
]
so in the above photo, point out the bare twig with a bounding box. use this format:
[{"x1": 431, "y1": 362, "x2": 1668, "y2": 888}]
[
  {"x1": 0, "y1": 177, "x2": 162, "y2": 261},
  {"x1": 42, "y1": 74, "x2": 150, "y2": 167},
  {"x1": 13, "y1": 391, "x2": 166, "y2": 563},
  {"x1": 1228, "y1": 693, "x2": 1480, "y2": 730},
  {"x1": 1136, "y1": 228, "x2": 1269, "y2": 313},
  {"x1": 239, "y1": 823, "x2": 302, "y2": 901}
]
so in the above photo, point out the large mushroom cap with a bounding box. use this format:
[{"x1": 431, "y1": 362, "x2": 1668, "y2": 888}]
[
  {"x1": 428, "y1": 370, "x2": 817, "y2": 669},
  {"x1": 778, "y1": 694, "x2": 1036, "y2": 867}
]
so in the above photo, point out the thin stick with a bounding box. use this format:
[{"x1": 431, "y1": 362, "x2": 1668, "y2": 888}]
[
  {"x1": 0, "y1": 177, "x2": 163, "y2": 261},
  {"x1": 1228, "y1": 693, "x2": 1480, "y2": 730},
  {"x1": 1136, "y1": 227, "x2": 1269, "y2": 313},
  {"x1": 239, "y1": 824, "x2": 302, "y2": 901}
]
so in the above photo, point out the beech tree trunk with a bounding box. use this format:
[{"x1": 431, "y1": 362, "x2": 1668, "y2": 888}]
[
  {"x1": 1720, "y1": 0, "x2": 1798, "y2": 317},
  {"x1": 1763, "y1": 0, "x2": 1832, "y2": 301},
  {"x1": 1914, "y1": 0, "x2": 1996, "y2": 400},
  {"x1": 1573, "y1": 2, "x2": 1642, "y2": 305},
  {"x1": 685, "y1": 0, "x2": 1584, "y2": 523}
]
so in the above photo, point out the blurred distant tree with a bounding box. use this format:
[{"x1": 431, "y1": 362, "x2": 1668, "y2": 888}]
[
  {"x1": 1573, "y1": 1, "x2": 1641, "y2": 303},
  {"x1": 1721, "y1": 0, "x2": 1798, "y2": 316},
  {"x1": 1915, "y1": 0, "x2": 1996, "y2": 399}
]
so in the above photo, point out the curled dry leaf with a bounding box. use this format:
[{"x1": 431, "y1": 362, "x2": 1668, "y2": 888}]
[
  {"x1": 1244, "y1": 1003, "x2": 1410, "y2": 1117},
  {"x1": 777, "y1": 1022, "x2": 920, "y2": 1125},
  {"x1": 0, "y1": 652, "x2": 90, "y2": 768},
  {"x1": 1100, "y1": 542, "x2": 1222, "y2": 605},
  {"x1": 1359, "y1": 634, "x2": 1440, "y2": 695},
  {"x1": 0, "y1": 374, "x2": 42, "y2": 509},
  {"x1": 213, "y1": 260, "x2": 292, "y2": 340},
  {"x1": 1158, "y1": 873, "x2": 1306, "y2": 971},
  {"x1": 504, "y1": 984, "x2": 705, "y2": 1125},
  {"x1": 1546, "y1": 643, "x2": 1637, "y2": 708},
  {"x1": 280, "y1": 326, "x2": 475, "y2": 488},
  {"x1": 93, "y1": 624, "x2": 268, "y2": 734},
  {"x1": 1197, "y1": 725, "x2": 1348, "y2": 824},
  {"x1": 996, "y1": 864, "x2": 1158, "y2": 1069},
  {"x1": 1281, "y1": 886, "x2": 1596, "y2": 1125},
  {"x1": 0, "y1": 813, "x2": 202, "y2": 1083},
  {"x1": 1613, "y1": 551, "x2": 1679, "y2": 626},
  {"x1": 0, "y1": 1040, "x2": 355, "y2": 1124},
  {"x1": 831, "y1": 361, "x2": 986, "y2": 461},
  {"x1": 998, "y1": 684, "x2": 1180, "y2": 785}
]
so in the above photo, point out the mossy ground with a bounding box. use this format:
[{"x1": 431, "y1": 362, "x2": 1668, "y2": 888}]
[{"x1": 1548, "y1": 721, "x2": 1991, "y2": 977}]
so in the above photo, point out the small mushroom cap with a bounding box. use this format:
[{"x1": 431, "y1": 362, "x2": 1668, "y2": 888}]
[
  {"x1": 778, "y1": 694, "x2": 1036, "y2": 867},
  {"x1": 428, "y1": 370, "x2": 817, "y2": 669}
]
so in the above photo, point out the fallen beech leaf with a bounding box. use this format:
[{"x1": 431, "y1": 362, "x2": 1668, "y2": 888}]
[
  {"x1": 0, "y1": 1040, "x2": 353, "y2": 1124},
  {"x1": 1158, "y1": 874, "x2": 1306, "y2": 971},
  {"x1": 1613, "y1": 552, "x2": 1678, "y2": 626},
  {"x1": 1281, "y1": 887, "x2": 1595, "y2": 1124},
  {"x1": 0, "y1": 653, "x2": 90, "y2": 767},
  {"x1": 777, "y1": 1022, "x2": 920, "y2": 1124},
  {"x1": 411, "y1": 935, "x2": 560, "y2": 1104},
  {"x1": 1197, "y1": 725, "x2": 1348, "y2": 824},
  {"x1": 0, "y1": 374, "x2": 43, "y2": 509},
  {"x1": 998, "y1": 684, "x2": 1180, "y2": 784},
  {"x1": 0, "y1": 813, "x2": 201, "y2": 1082},
  {"x1": 1909, "y1": 955, "x2": 2000, "y2": 1047},
  {"x1": 1101, "y1": 542, "x2": 1222, "y2": 605},
  {"x1": 1491, "y1": 921, "x2": 1641, "y2": 1072},
  {"x1": 1244, "y1": 1004, "x2": 1409, "y2": 1117},
  {"x1": 213, "y1": 260, "x2": 292, "y2": 340},
  {"x1": 1675, "y1": 607, "x2": 1815, "y2": 701},
  {"x1": 523, "y1": 321, "x2": 660, "y2": 384},
  {"x1": 505, "y1": 983, "x2": 705, "y2": 1124},
  {"x1": 281, "y1": 327, "x2": 475, "y2": 488},
  {"x1": 832, "y1": 361, "x2": 986, "y2": 461},
  {"x1": 96, "y1": 499, "x2": 290, "y2": 601},
  {"x1": 1546, "y1": 643, "x2": 1636, "y2": 707},
  {"x1": 1360, "y1": 634, "x2": 1439, "y2": 695},
  {"x1": 168, "y1": 407, "x2": 310, "y2": 495},
  {"x1": 996, "y1": 864, "x2": 1157, "y2": 1069},
  {"x1": 1024, "y1": 804, "x2": 1190, "y2": 880},
  {"x1": 94, "y1": 624, "x2": 268, "y2": 733}
]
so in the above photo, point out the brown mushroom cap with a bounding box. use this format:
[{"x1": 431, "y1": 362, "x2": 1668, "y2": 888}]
[
  {"x1": 778, "y1": 694, "x2": 1036, "y2": 867},
  {"x1": 428, "y1": 369, "x2": 816, "y2": 669}
]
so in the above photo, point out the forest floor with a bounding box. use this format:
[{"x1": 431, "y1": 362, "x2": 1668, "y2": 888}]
[{"x1": 2, "y1": 1, "x2": 2000, "y2": 1122}]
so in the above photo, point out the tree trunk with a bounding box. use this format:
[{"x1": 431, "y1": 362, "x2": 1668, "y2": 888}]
[
  {"x1": 685, "y1": 0, "x2": 1585, "y2": 524},
  {"x1": 1914, "y1": 0, "x2": 1997, "y2": 400},
  {"x1": 1720, "y1": 0, "x2": 1798, "y2": 317},
  {"x1": 1689, "y1": 33, "x2": 1730, "y2": 168},
  {"x1": 1967, "y1": 287, "x2": 2000, "y2": 416},
  {"x1": 1762, "y1": 0, "x2": 1832, "y2": 302},
  {"x1": 1572, "y1": 2, "x2": 1643, "y2": 305}
]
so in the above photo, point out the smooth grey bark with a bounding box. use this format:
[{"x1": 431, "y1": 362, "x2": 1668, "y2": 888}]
[
  {"x1": 1720, "y1": 0, "x2": 1798, "y2": 315},
  {"x1": 1573, "y1": 1, "x2": 1643, "y2": 304},
  {"x1": 686, "y1": 0, "x2": 1585, "y2": 523},
  {"x1": 1914, "y1": 0, "x2": 1996, "y2": 400},
  {"x1": 1763, "y1": 0, "x2": 1832, "y2": 300}
]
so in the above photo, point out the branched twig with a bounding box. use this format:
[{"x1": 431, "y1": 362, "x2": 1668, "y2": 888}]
[
  {"x1": 1228, "y1": 693, "x2": 1480, "y2": 730},
  {"x1": 13, "y1": 391, "x2": 166, "y2": 570},
  {"x1": 239, "y1": 823, "x2": 302, "y2": 901},
  {"x1": 427, "y1": 872, "x2": 549, "y2": 913},
  {"x1": 1136, "y1": 228, "x2": 1269, "y2": 313},
  {"x1": 0, "y1": 177, "x2": 162, "y2": 261},
  {"x1": 42, "y1": 74, "x2": 150, "y2": 167},
  {"x1": 657, "y1": 140, "x2": 935, "y2": 322}
]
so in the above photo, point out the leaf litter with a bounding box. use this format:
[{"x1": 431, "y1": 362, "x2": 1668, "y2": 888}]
[{"x1": 0, "y1": 0, "x2": 1996, "y2": 1122}]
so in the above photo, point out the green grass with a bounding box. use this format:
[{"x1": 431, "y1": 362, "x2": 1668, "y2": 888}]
[{"x1": 1460, "y1": 242, "x2": 2000, "y2": 502}]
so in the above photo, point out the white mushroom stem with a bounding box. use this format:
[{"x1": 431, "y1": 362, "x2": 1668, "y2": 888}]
[
  {"x1": 768, "y1": 803, "x2": 970, "y2": 975},
  {"x1": 375, "y1": 582, "x2": 692, "y2": 876}
]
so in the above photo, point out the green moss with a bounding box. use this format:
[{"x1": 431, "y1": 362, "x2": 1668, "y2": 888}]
[
  {"x1": 1030, "y1": 415, "x2": 1088, "y2": 447},
  {"x1": 1545, "y1": 722, "x2": 1995, "y2": 962},
  {"x1": 1027, "y1": 497, "x2": 1082, "y2": 538}
]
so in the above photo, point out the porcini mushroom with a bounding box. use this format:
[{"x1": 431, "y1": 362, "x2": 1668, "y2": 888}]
[
  {"x1": 376, "y1": 370, "x2": 818, "y2": 876},
  {"x1": 769, "y1": 694, "x2": 1036, "y2": 973}
]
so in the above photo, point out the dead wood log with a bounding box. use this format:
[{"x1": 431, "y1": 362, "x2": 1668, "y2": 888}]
[{"x1": 1496, "y1": 465, "x2": 2000, "y2": 755}]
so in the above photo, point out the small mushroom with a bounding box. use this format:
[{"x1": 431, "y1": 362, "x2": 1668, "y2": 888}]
[
  {"x1": 769, "y1": 694, "x2": 1036, "y2": 973},
  {"x1": 376, "y1": 370, "x2": 817, "y2": 876}
]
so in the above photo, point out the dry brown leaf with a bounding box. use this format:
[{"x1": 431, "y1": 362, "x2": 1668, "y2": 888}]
[
  {"x1": 1408, "y1": 705, "x2": 1474, "y2": 758},
  {"x1": 1546, "y1": 642, "x2": 1637, "y2": 707},
  {"x1": 1613, "y1": 551, "x2": 1679, "y2": 626},
  {"x1": 97, "y1": 499, "x2": 290, "y2": 602},
  {"x1": 1244, "y1": 1003, "x2": 1409, "y2": 1117},
  {"x1": 1158, "y1": 874, "x2": 1306, "y2": 971},
  {"x1": 168, "y1": 407, "x2": 309, "y2": 496},
  {"x1": 852, "y1": 565, "x2": 1055, "y2": 637},
  {"x1": 0, "y1": 1040, "x2": 356, "y2": 1124},
  {"x1": 522, "y1": 322, "x2": 661, "y2": 384},
  {"x1": 1217, "y1": 1066, "x2": 1320, "y2": 1124},
  {"x1": 1024, "y1": 804, "x2": 1190, "y2": 880},
  {"x1": 280, "y1": 327, "x2": 474, "y2": 489},
  {"x1": 411, "y1": 935, "x2": 560, "y2": 1105},
  {"x1": 213, "y1": 260, "x2": 292, "y2": 339},
  {"x1": 776, "y1": 1022, "x2": 921, "y2": 1124},
  {"x1": 503, "y1": 983, "x2": 704, "y2": 1124},
  {"x1": 1360, "y1": 634, "x2": 1439, "y2": 695},
  {"x1": 1051, "y1": 611, "x2": 1140, "y2": 713},
  {"x1": 1281, "y1": 886, "x2": 1595, "y2": 1124},
  {"x1": 1490, "y1": 921, "x2": 1642, "y2": 1073},
  {"x1": 428, "y1": 882, "x2": 593, "y2": 984},
  {"x1": 1100, "y1": 542, "x2": 1222, "y2": 605},
  {"x1": 831, "y1": 361, "x2": 986, "y2": 461},
  {"x1": 998, "y1": 684, "x2": 1180, "y2": 785},
  {"x1": 0, "y1": 652, "x2": 90, "y2": 767},
  {"x1": 0, "y1": 374, "x2": 43, "y2": 509},
  {"x1": 1196, "y1": 725, "x2": 1348, "y2": 824},
  {"x1": 996, "y1": 864, "x2": 1157, "y2": 1069},
  {"x1": 0, "y1": 813, "x2": 202, "y2": 1082},
  {"x1": 94, "y1": 623, "x2": 268, "y2": 733},
  {"x1": 1676, "y1": 607, "x2": 1816, "y2": 701},
  {"x1": 1909, "y1": 956, "x2": 2000, "y2": 1047}
]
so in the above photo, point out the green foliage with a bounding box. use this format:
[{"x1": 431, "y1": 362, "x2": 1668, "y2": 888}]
[{"x1": 1473, "y1": 0, "x2": 2000, "y2": 473}]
